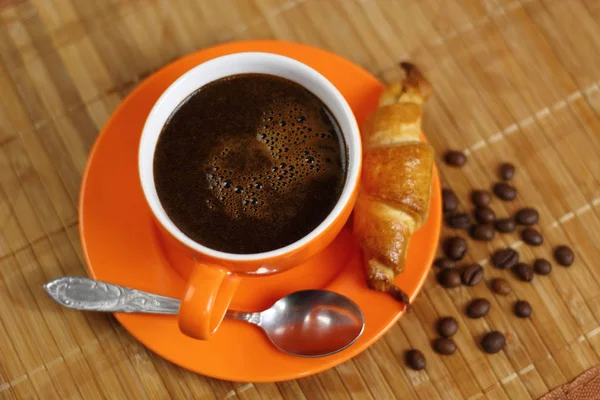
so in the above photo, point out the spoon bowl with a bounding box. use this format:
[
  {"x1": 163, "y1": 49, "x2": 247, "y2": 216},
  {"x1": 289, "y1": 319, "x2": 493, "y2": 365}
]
[{"x1": 228, "y1": 290, "x2": 364, "y2": 357}]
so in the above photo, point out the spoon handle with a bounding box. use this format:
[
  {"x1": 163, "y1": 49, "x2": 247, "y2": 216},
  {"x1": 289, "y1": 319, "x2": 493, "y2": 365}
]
[
  {"x1": 44, "y1": 277, "x2": 181, "y2": 314},
  {"x1": 226, "y1": 309, "x2": 262, "y2": 325}
]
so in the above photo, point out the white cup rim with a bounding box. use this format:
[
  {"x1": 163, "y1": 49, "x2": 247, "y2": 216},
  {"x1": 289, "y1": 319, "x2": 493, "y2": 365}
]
[{"x1": 139, "y1": 52, "x2": 361, "y2": 261}]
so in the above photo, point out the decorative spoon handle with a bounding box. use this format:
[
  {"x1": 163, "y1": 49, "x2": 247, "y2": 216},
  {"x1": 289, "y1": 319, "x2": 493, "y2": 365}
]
[{"x1": 44, "y1": 276, "x2": 181, "y2": 314}]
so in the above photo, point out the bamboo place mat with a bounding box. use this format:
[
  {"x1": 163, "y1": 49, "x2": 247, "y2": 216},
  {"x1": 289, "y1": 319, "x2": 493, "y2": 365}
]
[{"x1": 1, "y1": 0, "x2": 600, "y2": 399}]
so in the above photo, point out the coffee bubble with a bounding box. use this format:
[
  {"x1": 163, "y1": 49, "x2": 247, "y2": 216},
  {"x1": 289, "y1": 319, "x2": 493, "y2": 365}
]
[{"x1": 200, "y1": 100, "x2": 345, "y2": 222}]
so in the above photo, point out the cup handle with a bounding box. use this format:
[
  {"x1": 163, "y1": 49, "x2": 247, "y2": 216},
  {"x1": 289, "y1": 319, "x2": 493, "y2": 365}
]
[{"x1": 178, "y1": 264, "x2": 241, "y2": 340}]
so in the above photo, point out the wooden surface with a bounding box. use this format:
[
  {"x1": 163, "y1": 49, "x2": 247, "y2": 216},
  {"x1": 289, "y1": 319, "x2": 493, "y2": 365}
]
[{"x1": 1, "y1": 0, "x2": 600, "y2": 399}]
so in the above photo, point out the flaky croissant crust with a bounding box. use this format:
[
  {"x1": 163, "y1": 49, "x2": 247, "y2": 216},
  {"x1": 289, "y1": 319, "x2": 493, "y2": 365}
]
[{"x1": 353, "y1": 63, "x2": 435, "y2": 304}]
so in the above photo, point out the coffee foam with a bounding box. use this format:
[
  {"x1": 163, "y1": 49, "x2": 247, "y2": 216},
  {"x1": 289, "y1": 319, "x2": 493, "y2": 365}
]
[{"x1": 204, "y1": 102, "x2": 343, "y2": 220}]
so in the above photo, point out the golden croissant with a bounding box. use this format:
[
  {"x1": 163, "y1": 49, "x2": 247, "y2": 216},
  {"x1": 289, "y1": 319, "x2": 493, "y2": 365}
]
[{"x1": 353, "y1": 63, "x2": 435, "y2": 304}]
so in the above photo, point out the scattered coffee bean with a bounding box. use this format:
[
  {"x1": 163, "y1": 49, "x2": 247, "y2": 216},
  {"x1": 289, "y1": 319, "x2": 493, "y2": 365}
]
[
  {"x1": 445, "y1": 212, "x2": 471, "y2": 229},
  {"x1": 491, "y1": 278, "x2": 512, "y2": 295},
  {"x1": 481, "y1": 331, "x2": 506, "y2": 354},
  {"x1": 493, "y1": 182, "x2": 517, "y2": 201},
  {"x1": 533, "y1": 258, "x2": 552, "y2": 275},
  {"x1": 495, "y1": 218, "x2": 516, "y2": 233},
  {"x1": 521, "y1": 228, "x2": 543, "y2": 246},
  {"x1": 514, "y1": 300, "x2": 532, "y2": 318},
  {"x1": 434, "y1": 337, "x2": 457, "y2": 355},
  {"x1": 491, "y1": 248, "x2": 519, "y2": 270},
  {"x1": 437, "y1": 269, "x2": 462, "y2": 288},
  {"x1": 475, "y1": 206, "x2": 496, "y2": 224},
  {"x1": 462, "y1": 264, "x2": 484, "y2": 286},
  {"x1": 443, "y1": 236, "x2": 468, "y2": 260},
  {"x1": 515, "y1": 208, "x2": 539, "y2": 225},
  {"x1": 434, "y1": 258, "x2": 456, "y2": 269},
  {"x1": 471, "y1": 190, "x2": 492, "y2": 207},
  {"x1": 499, "y1": 163, "x2": 515, "y2": 180},
  {"x1": 445, "y1": 151, "x2": 467, "y2": 167},
  {"x1": 442, "y1": 188, "x2": 459, "y2": 213},
  {"x1": 467, "y1": 298, "x2": 491, "y2": 319},
  {"x1": 438, "y1": 317, "x2": 458, "y2": 338},
  {"x1": 512, "y1": 263, "x2": 534, "y2": 282},
  {"x1": 469, "y1": 224, "x2": 495, "y2": 241},
  {"x1": 405, "y1": 349, "x2": 426, "y2": 371},
  {"x1": 554, "y1": 245, "x2": 575, "y2": 266}
]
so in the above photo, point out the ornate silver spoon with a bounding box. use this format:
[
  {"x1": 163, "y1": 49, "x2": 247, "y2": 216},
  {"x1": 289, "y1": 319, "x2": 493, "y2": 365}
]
[{"x1": 44, "y1": 277, "x2": 365, "y2": 358}]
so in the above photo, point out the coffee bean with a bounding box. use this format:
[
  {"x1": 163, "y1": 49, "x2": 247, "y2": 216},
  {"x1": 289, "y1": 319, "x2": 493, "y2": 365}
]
[
  {"x1": 471, "y1": 190, "x2": 492, "y2": 207},
  {"x1": 481, "y1": 331, "x2": 506, "y2": 354},
  {"x1": 434, "y1": 337, "x2": 457, "y2": 355},
  {"x1": 462, "y1": 264, "x2": 484, "y2": 286},
  {"x1": 494, "y1": 218, "x2": 516, "y2": 233},
  {"x1": 499, "y1": 163, "x2": 515, "y2": 180},
  {"x1": 438, "y1": 317, "x2": 458, "y2": 338},
  {"x1": 405, "y1": 349, "x2": 426, "y2": 371},
  {"x1": 512, "y1": 263, "x2": 534, "y2": 282},
  {"x1": 443, "y1": 236, "x2": 468, "y2": 260},
  {"x1": 493, "y1": 182, "x2": 517, "y2": 201},
  {"x1": 533, "y1": 258, "x2": 552, "y2": 275},
  {"x1": 442, "y1": 188, "x2": 459, "y2": 213},
  {"x1": 434, "y1": 258, "x2": 456, "y2": 269},
  {"x1": 514, "y1": 300, "x2": 532, "y2": 318},
  {"x1": 521, "y1": 228, "x2": 543, "y2": 246},
  {"x1": 491, "y1": 278, "x2": 512, "y2": 295},
  {"x1": 515, "y1": 208, "x2": 539, "y2": 225},
  {"x1": 445, "y1": 212, "x2": 471, "y2": 229},
  {"x1": 445, "y1": 151, "x2": 467, "y2": 167},
  {"x1": 474, "y1": 206, "x2": 496, "y2": 224},
  {"x1": 467, "y1": 298, "x2": 491, "y2": 318},
  {"x1": 437, "y1": 269, "x2": 462, "y2": 288},
  {"x1": 491, "y1": 248, "x2": 519, "y2": 269},
  {"x1": 434, "y1": 258, "x2": 456, "y2": 270},
  {"x1": 554, "y1": 245, "x2": 574, "y2": 266},
  {"x1": 469, "y1": 224, "x2": 495, "y2": 241}
]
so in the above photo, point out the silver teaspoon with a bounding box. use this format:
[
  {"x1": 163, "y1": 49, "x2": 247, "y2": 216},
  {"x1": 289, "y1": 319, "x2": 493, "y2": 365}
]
[{"x1": 44, "y1": 277, "x2": 365, "y2": 358}]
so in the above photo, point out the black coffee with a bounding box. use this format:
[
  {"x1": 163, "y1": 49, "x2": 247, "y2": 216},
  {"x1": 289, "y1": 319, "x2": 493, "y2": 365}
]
[{"x1": 153, "y1": 74, "x2": 347, "y2": 254}]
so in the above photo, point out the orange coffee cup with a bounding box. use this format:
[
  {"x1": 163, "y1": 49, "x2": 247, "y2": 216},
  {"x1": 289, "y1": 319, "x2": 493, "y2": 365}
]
[{"x1": 139, "y1": 53, "x2": 361, "y2": 340}]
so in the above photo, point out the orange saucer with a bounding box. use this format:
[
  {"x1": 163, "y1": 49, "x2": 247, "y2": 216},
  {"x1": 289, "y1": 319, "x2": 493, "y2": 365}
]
[{"x1": 79, "y1": 40, "x2": 441, "y2": 382}]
